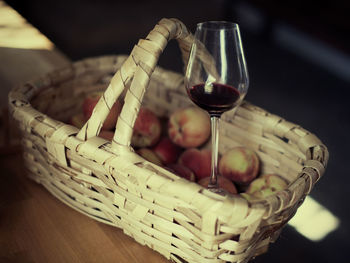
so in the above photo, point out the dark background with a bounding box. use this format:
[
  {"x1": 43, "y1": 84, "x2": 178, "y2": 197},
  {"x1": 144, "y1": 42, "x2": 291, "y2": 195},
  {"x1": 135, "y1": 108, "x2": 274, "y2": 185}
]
[{"x1": 5, "y1": 0, "x2": 350, "y2": 262}]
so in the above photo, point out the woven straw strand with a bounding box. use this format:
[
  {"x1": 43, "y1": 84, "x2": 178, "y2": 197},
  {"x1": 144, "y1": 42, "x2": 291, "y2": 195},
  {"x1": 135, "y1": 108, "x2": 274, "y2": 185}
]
[{"x1": 8, "y1": 17, "x2": 329, "y2": 263}]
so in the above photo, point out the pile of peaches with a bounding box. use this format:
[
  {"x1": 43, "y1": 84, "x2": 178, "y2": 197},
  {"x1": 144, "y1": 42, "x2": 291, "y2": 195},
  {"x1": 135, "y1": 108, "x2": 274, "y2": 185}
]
[{"x1": 70, "y1": 91, "x2": 288, "y2": 200}]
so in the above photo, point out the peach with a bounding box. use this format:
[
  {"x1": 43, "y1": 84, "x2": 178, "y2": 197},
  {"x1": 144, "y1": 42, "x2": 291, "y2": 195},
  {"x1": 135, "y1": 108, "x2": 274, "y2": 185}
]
[
  {"x1": 132, "y1": 107, "x2": 162, "y2": 148},
  {"x1": 166, "y1": 163, "x2": 196, "y2": 182},
  {"x1": 98, "y1": 130, "x2": 114, "y2": 141},
  {"x1": 69, "y1": 113, "x2": 85, "y2": 129},
  {"x1": 243, "y1": 174, "x2": 288, "y2": 200},
  {"x1": 168, "y1": 107, "x2": 210, "y2": 148},
  {"x1": 82, "y1": 91, "x2": 122, "y2": 130},
  {"x1": 152, "y1": 137, "x2": 182, "y2": 165},
  {"x1": 178, "y1": 148, "x2": 211, "y2": 181},
  {"x1": 136, "y1": 148, "x2": 162, "y2": 166},
  {"x1": 198, "y1": 176, "x2": 237, "y2": 194},
  {"x1": 219, "y1": 147, "x2": 260, "y2": 185}
]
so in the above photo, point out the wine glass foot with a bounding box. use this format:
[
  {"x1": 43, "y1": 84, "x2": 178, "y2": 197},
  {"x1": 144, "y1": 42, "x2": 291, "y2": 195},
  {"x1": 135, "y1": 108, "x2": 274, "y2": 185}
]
[{"x1": 207, "y1": 185, "x2": 226, "y2": 196}]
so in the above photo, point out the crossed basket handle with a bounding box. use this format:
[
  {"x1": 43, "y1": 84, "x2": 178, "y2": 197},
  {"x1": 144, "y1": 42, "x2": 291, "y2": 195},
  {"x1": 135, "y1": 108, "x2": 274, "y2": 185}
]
[
  {"x1": 76, "y1": 18, "x2": 218, "y2": 153},
  {"x1": 76, "y1": 18, "x2": 191, "y2": 150}
]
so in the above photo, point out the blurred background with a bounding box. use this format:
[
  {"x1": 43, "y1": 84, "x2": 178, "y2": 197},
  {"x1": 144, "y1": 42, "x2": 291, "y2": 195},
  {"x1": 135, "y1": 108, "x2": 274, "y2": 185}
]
[{"x1": 3, "y1": 0, "x2": 350, "y2": 262}]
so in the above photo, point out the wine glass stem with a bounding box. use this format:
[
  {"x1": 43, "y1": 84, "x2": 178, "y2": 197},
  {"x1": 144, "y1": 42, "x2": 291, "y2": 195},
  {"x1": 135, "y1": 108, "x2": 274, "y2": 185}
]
[{"x1": 208, "y1": 116, "x2": 220, "y2": 190}]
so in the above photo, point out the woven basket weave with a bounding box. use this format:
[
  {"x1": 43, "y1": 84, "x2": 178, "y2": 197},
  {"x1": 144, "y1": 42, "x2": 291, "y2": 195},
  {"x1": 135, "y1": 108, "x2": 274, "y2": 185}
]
[{"x1": 8, "y1": 18, "x2": 328, "y2": 263}]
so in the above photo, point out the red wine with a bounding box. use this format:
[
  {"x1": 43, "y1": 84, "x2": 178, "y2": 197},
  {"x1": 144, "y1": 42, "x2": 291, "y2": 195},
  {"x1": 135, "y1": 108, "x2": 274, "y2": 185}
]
[{"x1": 187, "y1": 83, "x2": 241, "y2": 116}]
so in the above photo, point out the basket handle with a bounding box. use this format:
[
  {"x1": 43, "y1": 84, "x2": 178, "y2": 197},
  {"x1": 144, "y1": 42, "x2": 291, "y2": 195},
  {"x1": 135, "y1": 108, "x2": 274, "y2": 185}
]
[{"x1": 76, "y1": 18, "x2": 194, "y2": 151}]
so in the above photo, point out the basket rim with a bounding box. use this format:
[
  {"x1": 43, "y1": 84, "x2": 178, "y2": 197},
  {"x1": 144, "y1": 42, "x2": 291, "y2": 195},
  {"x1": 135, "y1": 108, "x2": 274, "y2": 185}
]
[
  {"x1": 7, "y1": 17, "x2": 330, "y2": 262},
  {"x1": 8, "y1": 54, "x2": 329, "y2": 219}
]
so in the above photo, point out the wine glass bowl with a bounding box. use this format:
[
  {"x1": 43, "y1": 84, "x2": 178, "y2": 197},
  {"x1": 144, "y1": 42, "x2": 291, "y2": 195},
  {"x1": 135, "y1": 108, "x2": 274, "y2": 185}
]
[
  {"x1": 187, "y1": 82, "x2": 242, "y2": 117},
  {"x1": 185, "y1": 21, "x2": 249, "y2": 193}
]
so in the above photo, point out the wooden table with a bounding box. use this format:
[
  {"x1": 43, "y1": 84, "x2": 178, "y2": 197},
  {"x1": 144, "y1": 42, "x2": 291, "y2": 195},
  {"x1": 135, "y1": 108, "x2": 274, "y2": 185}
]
[{"x1": 0, "y1": 2, "x2": 169, "y2": 262}]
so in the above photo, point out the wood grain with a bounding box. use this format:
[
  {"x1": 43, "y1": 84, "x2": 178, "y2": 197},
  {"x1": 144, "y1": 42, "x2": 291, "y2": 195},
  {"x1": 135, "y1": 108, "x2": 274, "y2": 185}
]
[
  {"x1": 0, "y1": 0, "x2": 70, "y2": 108},
  {"x1": 0, "y1": 153, "x2": 170, "y2": 263}
]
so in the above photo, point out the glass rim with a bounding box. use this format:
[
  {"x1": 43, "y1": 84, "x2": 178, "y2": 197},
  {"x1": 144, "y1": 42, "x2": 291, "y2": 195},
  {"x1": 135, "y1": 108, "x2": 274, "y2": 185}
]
[{"x1": 196, "y1": 21, "x2": 238, "y2": 31}]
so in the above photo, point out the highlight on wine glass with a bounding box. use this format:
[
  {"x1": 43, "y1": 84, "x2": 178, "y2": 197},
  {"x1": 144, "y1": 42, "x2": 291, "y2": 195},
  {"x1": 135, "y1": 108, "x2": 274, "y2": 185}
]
[{"x1": 185, "y1": 21, "x2": 249, "y2": 193}]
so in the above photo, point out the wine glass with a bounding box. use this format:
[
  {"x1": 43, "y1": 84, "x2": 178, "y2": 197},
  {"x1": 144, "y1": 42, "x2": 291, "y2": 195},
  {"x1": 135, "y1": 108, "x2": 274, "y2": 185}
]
[{"x1": 185, "y1": 21, "x2": 249, "y2": 194}]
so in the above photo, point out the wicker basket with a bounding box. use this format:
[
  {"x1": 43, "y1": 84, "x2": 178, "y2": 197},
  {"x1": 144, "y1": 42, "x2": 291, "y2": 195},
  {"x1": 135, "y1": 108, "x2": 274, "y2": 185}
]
[{"x1": 8, "y1": 18, "x2": 328, "y2": 263}]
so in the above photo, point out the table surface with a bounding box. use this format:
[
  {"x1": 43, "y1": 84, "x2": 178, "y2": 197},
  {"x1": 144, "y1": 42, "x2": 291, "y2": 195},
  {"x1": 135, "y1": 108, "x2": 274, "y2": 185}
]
[
  {"x1": 0, "y1": 2, "x2": 169, "y2": 262},
  {"x1": 0, "y1": 154, "x2": 170, "y2": 263}
]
